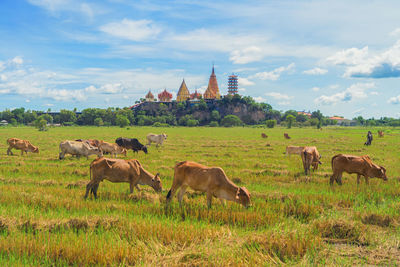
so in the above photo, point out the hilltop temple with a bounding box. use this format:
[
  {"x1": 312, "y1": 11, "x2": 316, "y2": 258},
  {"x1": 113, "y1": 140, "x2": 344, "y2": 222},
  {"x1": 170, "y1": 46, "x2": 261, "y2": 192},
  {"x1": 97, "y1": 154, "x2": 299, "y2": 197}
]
[
  {"x1": 144, "y1": 66, "x2": 230, "y2": 102},
  {"x1": 203, "y1": 66, "x2": 221, "y2": 100}
]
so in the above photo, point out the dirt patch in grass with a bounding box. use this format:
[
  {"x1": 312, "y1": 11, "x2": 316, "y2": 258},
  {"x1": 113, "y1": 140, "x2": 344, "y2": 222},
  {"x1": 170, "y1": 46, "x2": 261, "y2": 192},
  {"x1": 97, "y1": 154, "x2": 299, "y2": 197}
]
[
  {"x1": 313, "y1": 219, "x2": 370, "y2": 245},
  {"x1": 128, "y1": 191, "x2": 160, "y2": 204},
  {"x1": 38, "y1": 180, "x2": 61, "y2": 186},
  {"x1": 66, "y1": 180, "x2": 88, "y2": 188}
]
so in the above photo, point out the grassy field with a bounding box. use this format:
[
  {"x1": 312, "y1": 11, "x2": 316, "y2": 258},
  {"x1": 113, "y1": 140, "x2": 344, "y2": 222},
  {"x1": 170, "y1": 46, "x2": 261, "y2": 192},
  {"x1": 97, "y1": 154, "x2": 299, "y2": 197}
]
[{"x1": 0, "y1": 126, "x2": 399, "y2": 266}]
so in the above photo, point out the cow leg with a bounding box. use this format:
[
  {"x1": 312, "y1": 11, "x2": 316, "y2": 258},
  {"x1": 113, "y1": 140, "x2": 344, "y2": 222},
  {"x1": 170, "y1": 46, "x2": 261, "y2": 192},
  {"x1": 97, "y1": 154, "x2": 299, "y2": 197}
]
[
  {"x1": 92, "y1": 184, "x2": 100, "y2": 199},
  {"x1": 135, "y1": 184, "x2": 141, "y2": 191},
  {"x1": 177, "y1": 185, "x2": 188, "y2": 206},
  {"x1": 84, "y1": 181, "x2": 95, "y2": 199},
  {"x1": 364, "y1": 176, "x2": 369, "y2": 185},
  {"x1": 166, "y1": 180, "x2": 182, "y2": 204},
  {"x1": 129, "y1": 182, "x2": 136, "y2": 194},
  {"x1": 330, "y1": 175, "x2": 335, "y2": 185},
  {"x1": 357, "y1": 174, "x2": 361, "y2": 184},
  {"x1": 7, "y1": 147, "x2": 13, "y2": 155},
  {"x1": 336, "y1": 173, "x2": 343, "y2": 185},
  {"x1": 21, "y1": 150, "x2": 24, "y2": 156},
  {"x1": 219, "y1": 199, "x2": 226, "y2": 207},
  {"x1": 206, "y1": 191, "x2": 213, "y2": 209}
]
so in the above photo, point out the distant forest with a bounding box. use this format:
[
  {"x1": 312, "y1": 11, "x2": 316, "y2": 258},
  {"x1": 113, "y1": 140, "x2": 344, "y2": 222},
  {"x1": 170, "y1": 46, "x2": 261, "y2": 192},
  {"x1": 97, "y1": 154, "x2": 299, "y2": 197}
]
[{"x1": 1, "y1": 95, "x2": 399, "y2": 128}]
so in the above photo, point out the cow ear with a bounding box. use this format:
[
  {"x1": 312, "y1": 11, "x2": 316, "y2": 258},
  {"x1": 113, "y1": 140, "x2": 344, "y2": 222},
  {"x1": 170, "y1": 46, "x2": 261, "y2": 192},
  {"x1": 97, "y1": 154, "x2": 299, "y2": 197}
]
[
  {"x1": 235, "y1": 189, "x2": 240, "y2": 200},
  {"x1": 380, "y1": 166, "x2": 386, "y2": 173}
]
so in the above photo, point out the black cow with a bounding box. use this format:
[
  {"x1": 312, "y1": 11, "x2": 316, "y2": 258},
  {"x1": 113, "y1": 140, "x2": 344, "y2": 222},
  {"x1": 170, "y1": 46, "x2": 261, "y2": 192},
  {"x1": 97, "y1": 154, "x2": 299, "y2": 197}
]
[{"x1": 115, "y1": 137, "x2": 148, "y2": 154}]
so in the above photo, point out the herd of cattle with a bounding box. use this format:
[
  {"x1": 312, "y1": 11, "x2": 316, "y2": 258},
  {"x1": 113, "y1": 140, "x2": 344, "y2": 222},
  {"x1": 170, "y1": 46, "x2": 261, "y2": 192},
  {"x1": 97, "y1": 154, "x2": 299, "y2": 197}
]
[{"x1": 4, "y1": 130, "x2": 388, "y2": 209}]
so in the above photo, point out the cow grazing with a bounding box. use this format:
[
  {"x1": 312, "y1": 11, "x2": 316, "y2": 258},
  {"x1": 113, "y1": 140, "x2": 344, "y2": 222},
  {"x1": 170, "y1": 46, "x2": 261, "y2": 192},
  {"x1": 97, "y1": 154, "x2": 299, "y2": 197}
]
[
  {"x1": 364, "y1": 131, "x2": 373, "y2": 146},
  {"x1": 98, "y1": 141, "x2": 127, "y2": 158},
  {"x1": 166, "y1": 161, "x2": 251, "y2": 209},
  {"x1": 75, "y1": 139, "x2": 101, "y2": 148},
  {"x1": 301, "y1": 146, "x2": 322, "y2": 175},
  {"x1": 7, "y1": 138, "x2": 39, "y2": 156},
  {"x1": 59, "y1": 140, "x2": 103, "y2": 160},
  {"x1": 84, "y1": 157, "x2": 162, "y2": 199},
  {"x1": 115, "y1": 137, "x2": 148, "y2": 154},
  {"x1": 146, "y1": 133, "x2": 167, "y2": 147},
  {"x1": 286, "y1": 146, "x2": 304, "y2": 156},
  {"x1": 261, "y1": 133, "x2": 268, "y2": 138},
  {"x1": 330, "y1": 154, "x2": 387, "y2": 185},
  {"x1": 378, "y1": 130, "x2": 384, "y2": 137},
  {"x1": 284, "y1": 133, "x2": 291, "y2": 139}
]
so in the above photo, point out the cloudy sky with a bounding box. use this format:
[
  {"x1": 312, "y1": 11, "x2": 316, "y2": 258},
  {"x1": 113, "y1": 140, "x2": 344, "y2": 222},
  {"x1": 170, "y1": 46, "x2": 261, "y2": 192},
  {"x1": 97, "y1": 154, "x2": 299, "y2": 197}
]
[{"x1": 0, "y1": 0, "x2": 400, "y2": 118}]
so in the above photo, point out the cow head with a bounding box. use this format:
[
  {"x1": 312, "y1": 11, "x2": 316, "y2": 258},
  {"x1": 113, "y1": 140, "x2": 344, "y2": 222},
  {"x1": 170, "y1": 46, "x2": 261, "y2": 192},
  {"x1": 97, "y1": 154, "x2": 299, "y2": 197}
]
[
  {"x1": 92, "y1": 147, "x2": 103, "y2": 157},
  {"x1": 30, "y1": 146, "x2": 39, "y2": 153},
  {"x1": 235, "y1": 187, "x2": 251, "y2": 208},
  {"x1": 142, "y1": 146, "x2": 148, "y2": 154},
  {"x1": 162, "y1": 133, "x2": 168, "y2": 140},
  {"x1": 150, "y1": 173, "x2": 162, "y2": 192},
  {"x1": 378, "y1": 166, "x2": 387, "y2": 181}
]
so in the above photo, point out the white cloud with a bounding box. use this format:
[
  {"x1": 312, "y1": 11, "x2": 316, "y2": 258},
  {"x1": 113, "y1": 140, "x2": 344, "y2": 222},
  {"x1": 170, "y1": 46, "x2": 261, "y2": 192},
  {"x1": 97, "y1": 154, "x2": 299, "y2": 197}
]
[
  {"x1": 0, "y1": 61, "x2": 5, "y2": 72},
  {"x1": 311, "y1": 87, "x2": 320, "y2": 92},
  {"x1": 239, "y1": 88, "x2": 246, "y2": 92},
  {"x1": 266, "y1": 92, "x2": 293, "y2": 100},
  {"x1": 352, "y1": 108, "x2": 365, "y2": 114},
  {"x1": 100, "y1": 19, "x2": 161, "y2": 41},
  {"x1": 0, "y1": 89, "x2": 10, "y2": 94},
  {"x1": 230, "y1": 46, "x2": 264, "y2": 64},
  {"x1": 370, "y1": 91, "x2": 379, "y2": 95},
  {"x1": 253, "y1": 96, "x2": 266, "y2": 102},
  {"x1": 27, "y1": 0, "x2": 97, "y2": 20},
  {"x1": 238, "y1": 77, "x2": 254, "y2": 86},
  {"x1": 100, "y1": 83, "x2": 123, "y2": 94},
  {"x1": 390, "y1": 28, "x2": 400, "y2": 37},
  {"x1": 314, "y1": 82, "x2": 375, "y2": 105},
  {"x1": 388, "y1": 95, "x2": 400, "y2": 104},
  {"x1": 11, "y1": 56, "x2": 23, "y2": 65},
  {"x1": 327, "y1": 41, "x2": 400, "y2": 78},
  {"x1": 251, "y1": 63, "x2": 295, "y2": 81},
  {"x1": 303, "y1": 67, "x2": 328, "y2": 75},
  {"x1": 278, "y1": 101, "x2": 291, "y2": 106},
  {"x1": 0, "y1": 74, "x2": 7, "y2": 81},
  {"x1": 25, "y1": 99, "x2": 31, "y2": 103}
]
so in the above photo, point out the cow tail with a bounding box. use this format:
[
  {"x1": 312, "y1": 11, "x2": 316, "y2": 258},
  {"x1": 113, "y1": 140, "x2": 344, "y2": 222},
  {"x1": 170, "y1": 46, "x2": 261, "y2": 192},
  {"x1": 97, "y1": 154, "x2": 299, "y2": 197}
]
[
  {"x1": 89, "y1": 164, "x2": 92, "y2": 180},
  {"x1": 166, "y1": 189, "x2": 172, "y2": 200}
]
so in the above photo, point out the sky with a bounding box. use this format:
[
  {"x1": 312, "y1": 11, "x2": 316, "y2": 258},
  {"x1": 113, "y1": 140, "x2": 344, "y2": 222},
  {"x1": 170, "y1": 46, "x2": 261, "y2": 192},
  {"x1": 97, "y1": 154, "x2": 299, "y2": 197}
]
[{"x1": 0, "y1": 0, "x2": 399, "y2": 119}]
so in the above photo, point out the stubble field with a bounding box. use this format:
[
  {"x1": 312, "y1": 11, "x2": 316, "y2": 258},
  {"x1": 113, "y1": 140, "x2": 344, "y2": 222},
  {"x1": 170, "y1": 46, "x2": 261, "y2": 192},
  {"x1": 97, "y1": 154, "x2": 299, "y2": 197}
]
[{"x1": 0, "y1": 126, "x2": 399, "y2": 266}]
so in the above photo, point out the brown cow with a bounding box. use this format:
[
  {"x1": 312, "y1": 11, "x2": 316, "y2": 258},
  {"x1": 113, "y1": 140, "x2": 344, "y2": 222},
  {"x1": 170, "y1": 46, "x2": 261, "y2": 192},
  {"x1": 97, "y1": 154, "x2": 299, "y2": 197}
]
[
  {"x1": 85, "y1": 157, "x2": 162, "y2": 199},
  {"x1": 98, "y1": 141, "x2": 127, "y2": 158},
  {"x1": 301, "y1": 146, "x2": 322, "y2": 175},
  {"x1": 286, "y1": 146, "x2": 304, "y2": 156},
  {"x1": 378, "y1": 130, "x2": 384, "y2": 137},
  {"x1": 284, "y1": 133, "x2": 291, "y2": 139},
  {"x1": 166, "y1": 161, "x2": 251, "y2": 208},
  {"x1": 7, "y1": 138, "x2": 39, "y2": 156},
  {"x1": 261, "y1": 133, "x2": 268, "y2": 138},
  {"x1": 330, "y1": 154, "x2": 387, "y2": 185}
]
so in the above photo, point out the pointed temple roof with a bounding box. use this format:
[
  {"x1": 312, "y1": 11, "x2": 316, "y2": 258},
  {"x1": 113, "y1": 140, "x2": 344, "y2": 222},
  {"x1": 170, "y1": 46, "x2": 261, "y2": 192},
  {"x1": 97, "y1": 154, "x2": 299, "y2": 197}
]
[
  {"x1": 176, "y1": 79, "x2": 190, "y2": 101},
  {"x1": 145, "y1": 90, "x2": 154, "y2": 99},
  {"x1": 203, "y1": 65, "x2": 221, "y2": 99},
  {"x1": 158, "y1": 89, "x2": 172, "y2": 101},
  {"x1": 190, "y1": 89, "x2": 202, "y2": 99}
]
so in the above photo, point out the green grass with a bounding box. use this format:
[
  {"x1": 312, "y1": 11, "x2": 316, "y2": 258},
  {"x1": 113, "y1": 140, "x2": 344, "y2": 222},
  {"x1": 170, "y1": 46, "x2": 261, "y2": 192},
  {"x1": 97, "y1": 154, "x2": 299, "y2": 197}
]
[{"x1": 0, "y1": 126, "x2": 399, "y2": 265}]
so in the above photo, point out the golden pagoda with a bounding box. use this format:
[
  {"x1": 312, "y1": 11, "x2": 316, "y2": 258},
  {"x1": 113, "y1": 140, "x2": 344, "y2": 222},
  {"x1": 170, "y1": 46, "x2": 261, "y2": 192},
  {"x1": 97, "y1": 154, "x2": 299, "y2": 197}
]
[
  {"x1": 203, "y1": 66, "x2": 221, "y2": 100},
  {"x1": 176, "y1": 79, "x2": 190, "y2": 101}
]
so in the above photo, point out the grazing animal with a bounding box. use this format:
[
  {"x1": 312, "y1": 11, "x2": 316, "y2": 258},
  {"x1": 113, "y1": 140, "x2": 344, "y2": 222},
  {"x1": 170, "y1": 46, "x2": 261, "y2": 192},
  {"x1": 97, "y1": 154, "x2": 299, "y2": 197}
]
[
  {"x1": 84, "y1": 157, "x2": 162, "y2": 199},
  {"x1": 261, "y1": 133, "x2": 268, "y2": 138},
  {"x1": 285, "y1": 146, "x2": 304, "y2": 156},
  {"x1": 166, "y1": 161, "x2": 251, "y2": 209},
  {"x1": 7, "y1": 138, "x2": 39, "y2": 156},
  {"x1": 75, "y1": 139, "x2": 101, "y2": 148},
  {"x1": 59, "y1": 140, "x2": 103, "y2": 160},
  {"x1": 115, "y1": 137, "x2": 148, "y2": 154},
  {"x1": 146, "y1": 133, "x2": 167, "y2": 147},
  {"x1": 284, "y1": 133, "x2": 291, "y2": 139},
  {"x1": 98, "y1": 141, "x2": 126, "y2": 158},
  {"x1": 364, "y1": 131, "x2": 373, "y2": 146},
  {"x1": 301, "y1": 146, "x2": 322, "y2": 175},
  {"x1": 378, "y1": 130, "x2": 384, "y2": 137},
  {"x1": 330, "y1": 154, "x2": 387, "y2": 185}
]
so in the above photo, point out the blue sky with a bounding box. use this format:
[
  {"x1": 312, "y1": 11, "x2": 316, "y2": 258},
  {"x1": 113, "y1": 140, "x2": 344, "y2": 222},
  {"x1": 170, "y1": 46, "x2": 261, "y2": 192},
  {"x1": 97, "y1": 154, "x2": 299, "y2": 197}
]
[{"x1": 0, "y1": 0, "x2": 399, "y2": 118}]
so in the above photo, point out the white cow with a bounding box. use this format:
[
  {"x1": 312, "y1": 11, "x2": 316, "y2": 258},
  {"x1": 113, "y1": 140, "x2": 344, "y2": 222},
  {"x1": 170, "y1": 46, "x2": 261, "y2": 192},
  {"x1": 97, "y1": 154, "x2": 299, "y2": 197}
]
[
  {"x1": 146, "y1": 133, "x2": 167, "y2": 147},
  {"x1": 59, "y1": 140, "x2": 103, "y2": 160}
]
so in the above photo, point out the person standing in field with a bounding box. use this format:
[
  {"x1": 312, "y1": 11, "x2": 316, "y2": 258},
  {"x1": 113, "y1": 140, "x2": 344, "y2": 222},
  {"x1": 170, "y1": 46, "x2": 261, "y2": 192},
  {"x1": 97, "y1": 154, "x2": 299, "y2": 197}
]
[{"x1": 364, "y1": 131, "x2": 373, "y2": 146}]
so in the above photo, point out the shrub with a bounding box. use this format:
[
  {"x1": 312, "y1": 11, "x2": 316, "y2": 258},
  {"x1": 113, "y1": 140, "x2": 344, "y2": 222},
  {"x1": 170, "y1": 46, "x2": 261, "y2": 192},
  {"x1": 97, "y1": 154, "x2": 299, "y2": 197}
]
[
  {"x1": 116, "y1": 115, "x2": 130, "y2": 128},
  {"x1": 94, "y1": 117, "x2": 104, "y2": 127},
  {"x1": 34, "y1": 119, "x2": 48, "y2": 131},
  {"x1": 152, "y1": 122, "x2": 170, "y2": 127},
  {"x1": 221, "y1": 115, "x2": 242, "y2": 127},
  {"x1": 209, "y1": 121, "x2": 219, "y2": 127},
  {"x1": 186, "y1": 119, "x2": 199, "y2": 127},
  {"x1": 63, "y1": 122, "x2": 74, "y2": 126},
  {"x1": 286, "y1": 115, "x2": 296, "y2": 129},
  {"x1": 266, "y1": 119, "x2": 277, "y2": 128}
]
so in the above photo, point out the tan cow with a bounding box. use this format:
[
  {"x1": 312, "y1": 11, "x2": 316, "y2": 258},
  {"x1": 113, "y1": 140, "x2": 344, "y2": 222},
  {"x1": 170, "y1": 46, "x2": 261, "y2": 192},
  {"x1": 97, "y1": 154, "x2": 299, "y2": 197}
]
[
  {"x1": 59, "y1": 140, "x2": 103, "y2": 160},
  {"x1": 284, "y1": 133, "x2": 291, "y2": 139},
  {"x1": 146, "y1": 133, "x2": 167, "y2": 147},
  {"x1": 7, "y1": 138, "x2": 39, "y2": 156},
  {"x1": 286, "y1": 146, "x2": 304, "y2": 156},
  {"x1": 166, "y1": 161, "x2": 251, "y2": 208},
  {"x1": 330, "y1": 154, "x2": 387, "y2": 185},
  {"x1": 261, "y1": 133, "x2": 268, "y2": 138},
  {"x1": 84, "y1": 157, "x2": 162, "y2": 199},
  {"x1": 98, "y1": 141, "x2": 126, "y2": 158},
  {"x1": 301, "y1": 146, "x2": 322, "y2": 175},
  {"x1": 378, "y1": 130, "x2": 384, "y2": 137}
]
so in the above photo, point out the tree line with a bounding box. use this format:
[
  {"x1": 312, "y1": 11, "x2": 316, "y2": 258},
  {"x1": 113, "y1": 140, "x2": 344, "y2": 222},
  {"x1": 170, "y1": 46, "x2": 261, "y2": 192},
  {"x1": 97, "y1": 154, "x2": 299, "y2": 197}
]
[{"x1": 1, "y1": 96, "x2": 399, "y2": 128}]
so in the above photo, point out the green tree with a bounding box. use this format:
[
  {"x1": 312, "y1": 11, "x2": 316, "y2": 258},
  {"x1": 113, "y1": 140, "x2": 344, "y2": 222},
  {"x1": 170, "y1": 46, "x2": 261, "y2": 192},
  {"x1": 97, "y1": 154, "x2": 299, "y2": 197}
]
[
  {"x1": 59, "y1": 109, "x2": 77, "y2": 124},
  {"x1": 116, "y1": 115, "x2": 129, "y2": 127},
  {"x1": 209, "y1": 121, "x2": 219, "y2": 127},
  {"x1": 34, "y1": 118, "x2": 48, "y2": 131},
  {"x1": 221, "y1": 115, "x2": 242, "y2": 127},
  {"x1": 286, "y1": 114, "x2": 296, "y2": 128},
  {"x1": 265, "y1": 119, "x2": 277, "y2": 128},
  {"x1": 211, "y1": 110, "x2": 220, "y2": 122},
  {"x1": 186, "y1": 119, "x2": 199, "y2": 127},
  {"x1": 94, "y1": 117, "x2": 104, "y2": 126}
]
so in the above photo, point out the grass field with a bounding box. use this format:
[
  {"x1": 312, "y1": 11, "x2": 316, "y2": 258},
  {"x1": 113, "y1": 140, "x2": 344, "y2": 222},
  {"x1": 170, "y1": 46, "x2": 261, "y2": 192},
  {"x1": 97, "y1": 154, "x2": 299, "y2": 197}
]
[{"x1": 0, "y1": 126, "x2": 399, "y2": 266}]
